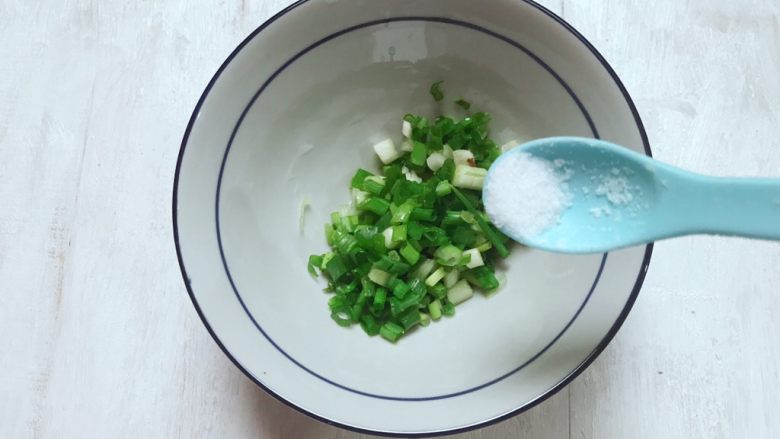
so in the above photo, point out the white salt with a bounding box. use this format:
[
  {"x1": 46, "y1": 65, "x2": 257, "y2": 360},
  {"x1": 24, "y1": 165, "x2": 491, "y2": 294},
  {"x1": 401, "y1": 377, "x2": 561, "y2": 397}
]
[
  {"x1": 484, "y1": 153, "x2": 571, "y2": 238},
  {"x1": 595, "y1": 175, "x2": 633, "y2": 205}
]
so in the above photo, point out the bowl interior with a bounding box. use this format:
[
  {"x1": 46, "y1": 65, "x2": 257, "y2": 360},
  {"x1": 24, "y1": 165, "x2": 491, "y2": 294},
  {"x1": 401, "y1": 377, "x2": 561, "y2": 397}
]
[
  {"x1": 220, "y1": 18, "x2": 602, "y2": 395},
  {"x1": 176, "y1": 0, "x2": 650, "y2": 435}
]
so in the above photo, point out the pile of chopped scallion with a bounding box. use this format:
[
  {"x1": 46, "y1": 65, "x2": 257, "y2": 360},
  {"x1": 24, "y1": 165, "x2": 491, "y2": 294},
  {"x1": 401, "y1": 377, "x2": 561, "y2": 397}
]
[{"x1": 307, "y1": 82, "x2": 512, "y2": 343}]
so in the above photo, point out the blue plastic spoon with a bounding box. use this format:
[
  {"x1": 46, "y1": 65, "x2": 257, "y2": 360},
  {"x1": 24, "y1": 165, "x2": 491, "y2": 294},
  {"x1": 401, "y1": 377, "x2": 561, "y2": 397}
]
[{"x1": 483, "y1": 137, "x2": 780, "y2": 254}]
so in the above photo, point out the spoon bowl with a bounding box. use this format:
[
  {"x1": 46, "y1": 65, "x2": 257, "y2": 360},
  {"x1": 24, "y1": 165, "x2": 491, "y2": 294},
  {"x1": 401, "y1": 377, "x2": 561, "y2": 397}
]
[{"x1": 485, "y1": 137, "x2": 780, "y2": 253}]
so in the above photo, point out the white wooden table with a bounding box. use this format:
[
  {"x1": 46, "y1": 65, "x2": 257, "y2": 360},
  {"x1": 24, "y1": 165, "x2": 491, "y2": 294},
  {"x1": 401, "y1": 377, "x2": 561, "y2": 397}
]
[{"x1": 3, "y1": 0, "x2": 779, "y2": 437}]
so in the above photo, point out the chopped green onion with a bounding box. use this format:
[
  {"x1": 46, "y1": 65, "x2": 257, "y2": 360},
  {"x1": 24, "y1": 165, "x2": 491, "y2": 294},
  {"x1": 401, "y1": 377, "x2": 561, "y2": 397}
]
[
  {"x1": 407, "y1": 221, "x2": 425, "y2": 240},
  {"x1": 402, "y1": 120, "x2": 412, "y2": 138},
  {"x1": 335, "y1": 233, "x2": 359, "y2": 258},
  {"x1": 363, "y1": 175, "x2": 386, "y2": 195},
  {"x1": 442, "y1": 302, "x2": 456, "y2": 317},
  {"x1": 435, "y1": 180, "x2": 451, "y2": 196},
  {"x1": 465, "y1": 266, "x2": 500, "y2": 290},
  {"x1": 411, "y1": 140, "x2": 427, "y2": 166},
  {"x1": 368, "y1": 267, "x2": 391, "y2": 286},
  {"x1": 442, "y1": 210, "x2": 467, "y2": 227},
  {"x1": 324, "y1": 223, "x2": 336, "y2": 246},
  {"x1": 435, "y1": 158, "x2": 455, "y2": 181},
  {"x1": 435, "y1": 245, "x2": 463, "y2": 267},
  {"x1": 389, "y1": 283, "x2": 425, "y2": 316},
  {"x1": 473, "y1": 235, "x2": 492, "y2": 253},
  {"x1": 425, "y1": 266, "x2": 447, "y2": 287},
  {"x1": 398, "y1": 308, "x2": 422, "y2": 330},
  {"x1": 307, "y1": 254, "x2": 323, "y2": 276},
  {"x1": 421, "y1": 226, "x2": 449, "y2": 247},
  {"x1": 350, "y1": 300, "x2": 365, "y2": 322},
  {"x1": 430, "y1": 283, "x2": 447, "y2": 300},
  {"x1": 400, "y1": 243, "x2": 421, "y2": 265},
  {"x1": 354, "y1": 225, "x2": 384, "y2": 254},
  {"x1": 373, "y1": 138, "x2": 401, "y2": 164},
  {"x1": 463, "y1": 248, "x2": 484, "y2": 268},
  {"x1": 359, "y1": 197, "x2": 390, "y2": 215},
  {"x1": 426, "y1": 152, "x2": 446, "y2": 172},
  {"x1": 391, "y1": 201, "x2": 415, "y2": 225},
  {"x1": 324, "y1": 255, "x2": 348, "y2": 281},
  {"x1": 409, "y1": 277, "x2": 426, "y2": 297},
  {"x1": 351, "y1": 168, "x2": 373, "y2": 189},
  {"x1": 452, "y1": 165, "x2": 487, "y2": 190},
  {"x1": 453, "y1": 149, "x2": 475, "y2": 166},
  {"x1": 460, "y1": 211, "x2": 476, "y2": 225},
  {"x1": 455, "y1": 98, "x2": 471, "y2": 110},
  {"x1": 374, "y1": 254, "x2": 410, "y2": 275},
  {"x1": 429, "y1": 80, "x2": 444, "y2": 102},
  {"x1": 352, "y1": 188, "x2": 369, "y2": 206},
  {"x1": 381, "y1": 227, "x2": 397, "y2": 249},
  {"x1": 380, "y1": 322, "x2": 404, "y2": 342},
  {"x1": 414, "y1": 258, "x2": 436, "y2": 280},
  {"x1": 443, "y1": 268, "x2": 459, "y2": 288},
  {"x1": 392, "y1": 280, "x2": 410, "y2": 299},
  {"x1": 447, "y1": 279, "x2": 473, "y2": 305},
  {"x1": 360, "y1": 314, "x2": 381, "y2": 336},
  {"x1": 372, "y1": 288, "x2": 387, "y2": 314},
  {"x1": 410, "y1": 207, "x2": 435, "y2": 222},
  {"x1": 374, "y1": 210, "x2": 392, "y2": 231},
  {"x1": 307, "y1": 84, "x2": 512, "y2": 342},
  {"x1": 442, "y1": 144, "x2": 454, "y2": 159},
  {"x1": 451, "y1": 187, "x2": 509, "y2": 258},
  {"x1": 428, "y1": 299, "x2": 442, "y2": 320},
  {"x1": 329, "y1": 296, "x2": 352, "y2": 327},
  {"x1": 451, "y1": 226, "x2": 477, "y2": 248},
  {"x1": 361, "y1": 279, "x2": 376, "y2": 297},
  {"x1": 391, "y1": 225, "x2": 407, "y2": 243}
]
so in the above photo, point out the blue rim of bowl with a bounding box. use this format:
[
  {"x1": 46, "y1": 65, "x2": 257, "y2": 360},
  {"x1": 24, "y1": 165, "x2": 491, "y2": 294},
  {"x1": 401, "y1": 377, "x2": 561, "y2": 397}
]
[{"x1": 173, "y1": 0, "x2": 653, "y2": 436}]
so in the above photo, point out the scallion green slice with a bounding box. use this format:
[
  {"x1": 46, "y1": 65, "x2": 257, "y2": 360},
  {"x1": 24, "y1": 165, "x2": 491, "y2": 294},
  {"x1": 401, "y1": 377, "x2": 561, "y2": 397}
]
[
  {"x1": 380, "y1": 322, "x2": 405, "y2": 342},
  {"x1": 429, "y1": 80, "x2": 444, "y2": 102}
]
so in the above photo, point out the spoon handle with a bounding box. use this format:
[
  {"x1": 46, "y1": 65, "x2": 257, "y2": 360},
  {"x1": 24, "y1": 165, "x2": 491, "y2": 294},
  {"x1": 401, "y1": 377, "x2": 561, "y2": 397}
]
[{"x1": 679, "y1": 175, "x2": 780, "y2": 239}]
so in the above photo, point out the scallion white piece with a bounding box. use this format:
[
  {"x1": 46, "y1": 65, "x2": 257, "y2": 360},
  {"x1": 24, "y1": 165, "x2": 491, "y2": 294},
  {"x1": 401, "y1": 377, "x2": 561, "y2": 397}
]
[
  {"x1": 373, "y1": 138, "x2": 401, "y2": 164},
  {"x1": 425, "y1": 266, "x2": 447, "y2": 287},
  {"x1": 368, "y1": 267, "x2": 391, "y2": 286},
  {"x1": 443, "y1": 268, "x2": 460, "y2": 288},
  {"x1": 402, "y1": 120, "x2": 412, "y2": 138},
  {"x1": 447, "y1": 279, "x2": 473, "y2": 305},
  {"x1": 414, "y1": 259, "x2": 436, "y2": 280},
  {"x1": 401, "y1": 166, "x2": 423, "y2": 183},
  {"x1": 452, "y1": 165, "x2": 487, "y2": 190},
  {"x1": 426, "y1": 152, "x2": 446, "y2": 172},
  {"x1": 463, "y1": 248, "x2": 484, "y2": 269},
  {"x1": 453, "y1": 149, "x2": 475, "y2": 166}
]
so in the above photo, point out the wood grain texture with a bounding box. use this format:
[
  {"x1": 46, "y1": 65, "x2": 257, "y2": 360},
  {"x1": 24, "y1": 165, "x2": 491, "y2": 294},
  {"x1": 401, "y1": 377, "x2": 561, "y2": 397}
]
[
  {"x1": 1, "y1": 0, "x2": 777, "y2": 438},
  {"x1": 565, "y1": 1, "x2": 780, "y2": 438}
]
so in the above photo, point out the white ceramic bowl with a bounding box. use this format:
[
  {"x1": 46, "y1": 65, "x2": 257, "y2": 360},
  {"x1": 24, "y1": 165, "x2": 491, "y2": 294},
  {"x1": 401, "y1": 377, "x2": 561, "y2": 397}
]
[{"x1": 173, "y1": 0, "x2": 652, "y2": 435}]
